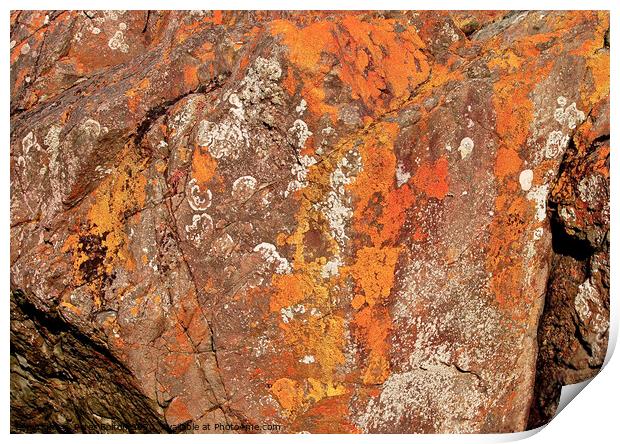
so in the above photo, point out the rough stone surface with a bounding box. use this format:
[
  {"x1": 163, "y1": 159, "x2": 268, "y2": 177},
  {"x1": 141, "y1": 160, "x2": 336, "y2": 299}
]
[
  {"x1": 528, "y1": 95, "x2": 610, "y2": 428},
  {"x1": 10, "y1": 10, "x2": 609, "y2": 433},
  {"x1": 10, "y1": 290, "x2": 170, "y2": 433}
]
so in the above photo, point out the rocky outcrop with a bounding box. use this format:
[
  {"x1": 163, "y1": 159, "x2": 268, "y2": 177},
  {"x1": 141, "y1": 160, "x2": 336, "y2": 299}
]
[
  {"x1": 10, "y1": 290, "x2": 170, "y2": 433},
  {"x1": 10, "y1": 10, "x2": 609, "y2": 433},
  {"x1": 528, "y1": 96, "x2": 610, "y2": 428}
]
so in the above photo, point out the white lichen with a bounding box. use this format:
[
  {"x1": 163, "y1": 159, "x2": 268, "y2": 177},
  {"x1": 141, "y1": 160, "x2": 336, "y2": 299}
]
[
  {"x1": 254, "y1": 242, "x2": 292, "y2": 275},
  {"x1": 193, "y1": 57, "x2": 283, "y2": 159},
  {"x1": 458, "y1": 137, "x2": 474, "y2": 159},
  {"x1": 395, "y1": 162, "x2": 411, "y2": 188},
  {"x1": 285, "y1": 155, "x2": 317, "y2": 197},
  {"x1": 300, "y1": 355, "x2": 315, "y2": 364},
  {"x1": 317, "y1": 150, "x2": 362, "y2": 248},
  {"x1": 543, "y1": 130, "x2": 570, "y2": 159},
  {"x1": 212, "y1": 233, "x2": 234, "y2": 256},
  {"x1": 296, "y1": 99, "x2": 307, "y2": 116},
  {"x1": 526, "y1": 184, "x2": 549, "y2": 222},
  {"x1": 186, "y1": 178, "x2": 212, "y2": 211},
  {"x1": 321, "y1": 258, "x2": 343, "y2": 279},
  {"x1": 185, "y1": 213, "x2": 214, "y2": 245},
  {"x1": 280, "y1": 304, "x2": 305, "y2": 324},
  {"x1": 577, "y1": 174, "x2": 605, "y2": 207},
  {"x1": 289, "y1": 119, "x2": 312, "y2": 148},
  {"x1": 575, "y1": 279, "x2": 597, "y2": 323},
  {"x1": 232, "y1": 175, "x2": 257, "y2": 201},
  {"x1": 559, "y1": 206, "x2": 576, "y2": 223},
  {"x1": 196, "y1": 119, "x2": 249, "y2": 159},
  {"x1": 519, "y1": 169, "x2": 533, "y2": 191},
  {"x1": 108, "y1": 30, "x2": 129, "y2": 53},
  {"x1": 554, "y1": 100, "x2": 585, "y2": 130}
]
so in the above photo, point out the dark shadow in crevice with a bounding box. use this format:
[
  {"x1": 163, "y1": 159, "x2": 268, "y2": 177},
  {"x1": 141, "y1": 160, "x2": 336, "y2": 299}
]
[{"x1": 547, "y1": 207, "x2": 594, "y2": 261}]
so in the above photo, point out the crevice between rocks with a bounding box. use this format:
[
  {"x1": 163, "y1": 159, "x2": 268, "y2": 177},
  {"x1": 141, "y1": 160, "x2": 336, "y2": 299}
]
[
  {"x1": 10, "y1": 289, "x2": 172, "y2": 433},
  {"x1": 527, "y1": 130, "x2": 610, "y2": 429}
]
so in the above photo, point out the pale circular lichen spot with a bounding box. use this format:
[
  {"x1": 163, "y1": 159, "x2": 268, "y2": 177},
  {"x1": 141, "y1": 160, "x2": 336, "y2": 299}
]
[
  {"x1": 187, "y1": 178, "x2": 212, "y2": 211},
  {"x1": 185, "y1": 213, "x2": 214, "y2": 245},
  {"x1": 232, "y1": 175, "x2": 257, "y2": 201},
  {"x1": 458, "y1": 137, "x2": 474, "y2": 159},
  {"x1": 519, "y1": 169, "x2": 533, "y2": 191}
]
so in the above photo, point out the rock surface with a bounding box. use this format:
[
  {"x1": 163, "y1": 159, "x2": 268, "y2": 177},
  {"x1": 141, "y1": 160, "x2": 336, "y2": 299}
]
[{"x1": 10, "y1": 10, "x2": 609, "y2": 433}]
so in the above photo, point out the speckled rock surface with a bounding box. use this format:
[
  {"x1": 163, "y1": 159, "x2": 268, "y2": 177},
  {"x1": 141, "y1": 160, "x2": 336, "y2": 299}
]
[{"x1": 10, "y1": 10, "x2": 609, "y2": 433}]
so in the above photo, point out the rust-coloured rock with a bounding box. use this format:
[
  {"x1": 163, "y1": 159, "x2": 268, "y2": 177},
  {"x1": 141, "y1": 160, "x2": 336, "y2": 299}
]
[{"x1": 10, "y1": 10, "x2": 609, "y2": 433}]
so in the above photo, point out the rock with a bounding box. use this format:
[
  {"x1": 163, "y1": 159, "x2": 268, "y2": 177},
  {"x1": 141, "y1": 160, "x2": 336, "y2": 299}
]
[
  {"x1": 10, "y1": 10, "x2": 609, "y2": 433},
  {"x1": 528, "y1": 96, "x2": 610, "y2": 428},
  {"x1": 10, "y1": 290, "x2": 169, "y2": 433}
]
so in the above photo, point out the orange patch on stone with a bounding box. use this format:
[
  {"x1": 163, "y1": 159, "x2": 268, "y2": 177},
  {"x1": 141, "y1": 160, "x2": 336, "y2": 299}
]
[
  {"x1": 269, "y1": 273, "x2": 309, "y2": 313},
  {"x1": 183, "y1": 64, "x2": 199, "y2": 90},
  {"x1": 377, "y1": 184, "x2": 416, "y2": 245},
  {"x1": 293, "y1": 394, "x2": 360, "y2": 433},
  {"x1": 271, "y1": 377, "x2": 304, "y2": 412},
  {"x1": 413, "y1": 157, "x2": 449, "y2": 200},
  {"x1": 165, "y1": 397, "x2": 192, "y2": 426},
  {"x1": 345, "y1": 246, "x2": 400, "y2": 308},
  {"x1": 126, "y1": 78, "x2": 151, "y2": 113},
  {"x1": 352, "y1": 306, "x2": 392, "y2": 385},
  {"x1": 270, "y1": 16, "x2": 429, "y2": 119},
  {"x1": 494, "y1": 147, "x2": 522, "y2": 180},
  {"x1": 191, "y1": 148, "x2": 217, "y2": 186}
]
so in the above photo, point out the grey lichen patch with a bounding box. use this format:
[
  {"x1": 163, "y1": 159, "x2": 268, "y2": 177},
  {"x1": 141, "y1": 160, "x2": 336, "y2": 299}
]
[
  {"x1": 356, "y1": 365, "x2": 486, "y2": 433},
  {"x1": 195, "y1": 57, "x2": 284, "y2": 160},
  {"x1": 554, "y1": 97, "x2": 585, "y2": 130}
]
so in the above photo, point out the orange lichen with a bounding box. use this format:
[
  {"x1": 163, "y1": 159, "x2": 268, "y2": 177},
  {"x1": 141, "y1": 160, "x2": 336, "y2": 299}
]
[
  {"x1": 293, "y1": 394, "x2": 360, "y2": 433},
  {"x1": 352, "y1": 306, "x2": 392, "y2": 385},
  {"x1": 271, "y1": 378, "x2": 305, "y2": 412},
  {"x1": 376, "y1": 184, "x2": 415, "y2": 244},
  {"x1": 484, "y1": 29, "x2": 558, "y2": 315},
  {"x1": 345, "y1": 246, "x2": 400, "y2": 308},
  {"x1": 351, "y1": 122, "x2": 415, "y2": 247},
  {"x1": 338, "y1": 15, "x2": 430, "y2": 109},
  {"x1": 269, "y1": 273, "x2": 312, "y2": 314},
  {"x1": 269, "y1": 20, "x2": 334, "y2": 72},
  {"x1": 165, "y1": 397, "x2": 192, "y2": 426},
  {"x1": 183, "y1": 64, "x2": 199, "y2": 90},
  {"x1": 351, "y1": 294, "x2": 365, "y2": 310},
  {"x1": 64, "y1": 147, "x2": 147, "y2": 290},
  {"x1": 270, "y1": 16, "x2": 430, "y2": 120},
  {"x1": 126, "y1": 78, "x2": 151, "y2": 113},
  {"x1": 579, "y1": 13, "x2": 610, "y2": 107},
  {"x1": 265, "y1": 167, "x2": 348, "y2": 416},
  {"x1": 414, "y1": 157, "x2": 450, "y2": 200},
  {"x1": 494, "y1": 147, "x2": 522, "y2": 180},
  {"x1": 341, "y1": 121, "x2": 410, "y2": 388},
  {"x1": 191, "y1": 147, "x2": 217, "y2": 186}
]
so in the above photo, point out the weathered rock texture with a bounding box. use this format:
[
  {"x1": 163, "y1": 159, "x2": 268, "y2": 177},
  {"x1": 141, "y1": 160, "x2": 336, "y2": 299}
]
[
  {"x1": 11, "y1": 290, "x2": 170, "y2": 433},
  {"x1": 10, "y1": 10, "x2": 609, "y2": 433}
]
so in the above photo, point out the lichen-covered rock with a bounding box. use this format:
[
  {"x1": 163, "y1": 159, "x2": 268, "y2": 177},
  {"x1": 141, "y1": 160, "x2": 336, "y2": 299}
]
[
  {"x1": 10, "y1": 10, "x2": 609, "y2": 433},
  {"x1": 528, "y1": 95, "x2": 610, "y2": 428}
]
